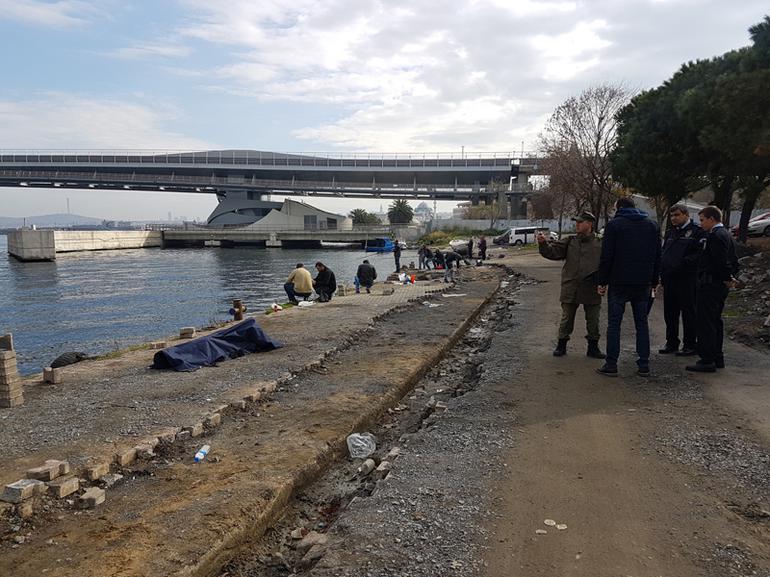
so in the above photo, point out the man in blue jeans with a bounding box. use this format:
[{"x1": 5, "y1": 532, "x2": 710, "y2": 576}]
[{"x1": 596, "y1": 197, "x2": 661, "y2": 376}]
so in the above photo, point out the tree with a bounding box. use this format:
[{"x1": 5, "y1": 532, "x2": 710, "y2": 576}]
[
  {"x1": 348, "y1": 208, "x2": 380, "y2": 225},
  {"x1": 387, "y1": 199, "x2": 414, "y2": 224},
  {"x1": 539, "y1": 84, "x2": 631, "y2": 226}
]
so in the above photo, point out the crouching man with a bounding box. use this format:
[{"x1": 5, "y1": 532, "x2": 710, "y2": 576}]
[
  {"x1": 537, "y1": 211, "x2": 605, "y2": 358},
  {"x1": 284, "y1": 263, "x2": 313, "y2": 305}
]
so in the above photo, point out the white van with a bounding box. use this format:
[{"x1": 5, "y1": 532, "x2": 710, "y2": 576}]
[{"x1": 494, "y1": 227, "x2": 556, "y2": 246}]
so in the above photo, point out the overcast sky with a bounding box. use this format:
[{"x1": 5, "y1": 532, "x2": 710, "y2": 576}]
[{"x1": 0, "y1": 0, "x2": 766, "y2": 220}]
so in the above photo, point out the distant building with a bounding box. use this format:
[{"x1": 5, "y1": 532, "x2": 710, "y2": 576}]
[
  {"x1": 414, "y1": 201, "x2": 433, "y2": 223},
  {"x1": 241, "y1": 199, "x2": 352, "y2": 231}
]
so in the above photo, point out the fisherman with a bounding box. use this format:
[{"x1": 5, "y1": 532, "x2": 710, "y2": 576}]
[
  {"x1": 355, "y1": 259, "x2": 377, "y2": 294},
  {"x1": 284, "y1": 263, "x2": 314, "y2": 305},
  {"x1": 393, "y1": 241, "x2": 402, "y2": 272},
  {"x1": 313, "y1": 262, "x2": 337, "y2": 302},
  {"x1": 478, "y1": 236, "x2": 488, "y2": 260}
]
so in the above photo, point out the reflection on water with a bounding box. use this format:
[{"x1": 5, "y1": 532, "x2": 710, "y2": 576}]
[{"x1": 0, "y1": 236, "x2": 404, "y2": 375}]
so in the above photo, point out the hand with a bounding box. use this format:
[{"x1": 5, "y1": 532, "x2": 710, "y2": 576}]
[
  {"x1": 724, "y1": 277, "x2": 738, "y2": 289},
  {"x1": 597, "y1": 285, "x2": 607, "y2": 296},
  {"x1": 536, "y1": 232, "x2": 547, "y2": 244}
]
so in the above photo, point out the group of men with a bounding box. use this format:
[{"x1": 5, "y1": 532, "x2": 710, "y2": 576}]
[
  {"x1": 283, "y1": 259, "x2": 379, "y2": 304},
  {"x1": 539, "y1": 197, "x2": 739, "y2": 375}
]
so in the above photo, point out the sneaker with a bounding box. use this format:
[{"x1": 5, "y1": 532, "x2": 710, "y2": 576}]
[
  {"x1": 366, "y1": 288, "x2": 371, "y2": 294},
  {"x1": 637, "y1": 366, "x2": 650, "y2": 376},
  {"x1": 596, "y1": 364, "x2": 618, "y2": 377}
]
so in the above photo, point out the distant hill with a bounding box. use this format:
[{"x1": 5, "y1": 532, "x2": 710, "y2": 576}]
[{"x1": 0, "y1": 213, "x2": 104, "y2": 229}]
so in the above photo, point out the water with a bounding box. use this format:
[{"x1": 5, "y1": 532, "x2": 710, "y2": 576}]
[{"x1": 0, "y1": 236, "x2": 406, "y2": 375}]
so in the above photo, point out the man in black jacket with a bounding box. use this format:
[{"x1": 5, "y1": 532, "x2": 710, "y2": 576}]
[
  {"x1": 686, "y1": 206, "x2": 739, "y2": 373},
  {"x1": 596, "y1": 197, "x2": 661, "y2": 377},
  {"x1": 659, "y1": 204, "x2": 704, "y2": 356},
  {"x1": 313, "y1": 262, "x2": 337, "y2": 302},
  {"x1": 355, "y1": 260, "x2": 377, "y2": 293}
]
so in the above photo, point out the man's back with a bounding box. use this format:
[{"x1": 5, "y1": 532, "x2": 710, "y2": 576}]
[
  {"x1": 357, "y1": 263, "x2": 377, "y2": 284},
  {"x1": 288, "y1": 267, "x2": 313, "y2": 293},
  {"x1": 598, "y1": 208, "x2": 661, "y2": 286}
]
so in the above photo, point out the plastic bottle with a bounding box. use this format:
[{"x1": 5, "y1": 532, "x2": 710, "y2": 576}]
[{"x1": 194, "y1": 444, "x2": 210, "y2": 463}]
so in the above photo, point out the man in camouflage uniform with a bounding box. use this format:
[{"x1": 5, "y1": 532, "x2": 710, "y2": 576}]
[{"x1": 537, "y1": 211, "x2": 605, "y2": 358}]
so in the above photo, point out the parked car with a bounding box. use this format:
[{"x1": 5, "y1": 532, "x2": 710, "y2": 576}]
[
  {"x1": 493, "y1": 227, "x2": 557, "y2": 246},
  {"x1": 731, "y1": 212, "x2": 770, "y2": 237}
]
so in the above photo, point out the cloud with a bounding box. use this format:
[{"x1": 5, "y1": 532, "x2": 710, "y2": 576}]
[
  {"x1": 0, "y1": 95, "x2": 211, "y2": 149},
  {"x1": 107, "y1": 43, "x2": 192, "y2": 60},
  {"x1": 0, "y1": 0, "x2": 99, "y2": 28}
]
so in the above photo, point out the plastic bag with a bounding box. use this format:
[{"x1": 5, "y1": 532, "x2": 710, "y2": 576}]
[{"x1": 346, "y1": 432, "x2": 377, "y2": 459}]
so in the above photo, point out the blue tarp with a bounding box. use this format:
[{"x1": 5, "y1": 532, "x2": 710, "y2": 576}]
[{"x1": 151, "y1": 318, "x2": 283, "y2": 372}]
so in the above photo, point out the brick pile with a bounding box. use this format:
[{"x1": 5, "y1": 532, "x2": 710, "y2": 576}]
[{"x1": 0, "y1": 333, "x2": 23, "y2": 408}]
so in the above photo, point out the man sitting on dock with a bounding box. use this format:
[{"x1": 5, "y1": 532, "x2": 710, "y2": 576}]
[
  {"x1": 355, "y1": 260, "x2": 377, "y2": 293},
  {"x1": 313, "y1": 262, "x2": 337, "y2": 302},
  {"x1": 284, "y1": 263, "x2": 314, "y2": 305}
]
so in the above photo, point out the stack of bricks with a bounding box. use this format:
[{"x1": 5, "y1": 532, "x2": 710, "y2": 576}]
[{"x1": 0, "y1": 333, "x2": 23, "y2": 408}]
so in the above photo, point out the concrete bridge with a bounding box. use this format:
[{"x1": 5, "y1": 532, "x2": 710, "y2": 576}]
[{"x1": 0, "y1": 149, "x2": 539, "y2": 223}]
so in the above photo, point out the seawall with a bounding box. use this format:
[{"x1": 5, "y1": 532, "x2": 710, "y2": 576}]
[{"x1": 7, "y1": 230, "x2": 162, "y2": 261}]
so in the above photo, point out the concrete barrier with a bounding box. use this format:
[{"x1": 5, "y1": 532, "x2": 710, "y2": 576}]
[{"x1": 7, "y1": 230, "x2": 162, "y2": 261}]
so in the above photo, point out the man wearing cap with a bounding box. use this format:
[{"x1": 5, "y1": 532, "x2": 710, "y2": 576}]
[{"x1": 537, "y1": 211, "x2": 605, "y2": 359}]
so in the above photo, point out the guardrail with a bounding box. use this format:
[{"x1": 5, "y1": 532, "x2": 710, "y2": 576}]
[{"x1": 0, "y1": 150, "x2": 538, "y2": 168}]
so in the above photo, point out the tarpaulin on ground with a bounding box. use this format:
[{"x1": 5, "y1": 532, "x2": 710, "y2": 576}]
[{"x1": 151, "y1": 318, "x2": 283, "y2": 372}]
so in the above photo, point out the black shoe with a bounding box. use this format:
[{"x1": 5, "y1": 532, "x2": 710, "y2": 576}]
[
  {"x1": 686, "y1": 362, "x2": 716, "y2": 373},
  {"x1": 675, "y1": 348, "x2": 697, "y2": 357},
  {"x1": 658, "y1": 345, "x2": 678, "y2": 354},
  {"x1": 553, "y1": 338, "x2": 568, "y2": 357},
  {"x1": 637, "y1": 366, "x2": 650, "y2": 377},
  {"x1": 289, "y1": 299, "x2": 299, "y2": 305},
  {"x1": 596, "y1": 364, "x2": 618, "y2": 377},
  {"x1": 586, "y1": 340, "x2": 606, "y2": 359},
  {"x1": 715, "y1": 358, "x2": 725, "y2": 369}
]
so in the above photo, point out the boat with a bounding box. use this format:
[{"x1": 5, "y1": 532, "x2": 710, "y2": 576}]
[{"x1": 364, "y1": 237, "x2": 395, "y2": 252}]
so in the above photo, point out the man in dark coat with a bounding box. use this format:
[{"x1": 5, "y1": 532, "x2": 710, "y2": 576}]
[
  {"x1": 686, "y1": 206, "x2": 739, "y2": 373},
  {"x1": 596, "y1": 197, "x2": 661, "y2": 377},
  {"x1": 659, "y1": 204, "x2": 704, "y2": 356},
  {"x1": 393, "y1": 242, "x2": 402, "y2": 272},
  {"x1": 467, "y1": 237, "x2": 474, "y2": 259},
  {"x1": 313, "y1": 262, "x2": 337, "y2": 302},
  {"x1": 355, "y1": 260, "x2": 377, "y2": 293},
  {"x1": 538, "y1": 211, "x2": 605, "y2": 358},
  {"x1": 478, "y1": 236, "x2": 487, "y2": 260}
]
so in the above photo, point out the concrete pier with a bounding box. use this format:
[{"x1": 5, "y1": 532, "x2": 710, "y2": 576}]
[{"x1": 7, "y1": 230, "x2": 162, "y2": 261}]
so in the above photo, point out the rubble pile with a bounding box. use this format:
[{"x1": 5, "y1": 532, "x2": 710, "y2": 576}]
[{"x1": 729, "y1": 251, "x2": 770, "y2": 348}]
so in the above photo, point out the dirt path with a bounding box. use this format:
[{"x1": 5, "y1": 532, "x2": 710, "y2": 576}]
[{"x1": 483, "y1": 255, "x2": 770, "y2": 576}]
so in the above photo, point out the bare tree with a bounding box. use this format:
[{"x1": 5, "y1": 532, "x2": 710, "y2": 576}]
[{"x1": 539, "y1": 84, "x2": 631, "y2": 227}]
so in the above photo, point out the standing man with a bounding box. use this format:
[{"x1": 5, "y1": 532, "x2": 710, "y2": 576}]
[
  {"x1": 284, "y1": 263, "x2": 314, "y2": 305},
  {"x1": 596, "y1": 197, "x2": 661, "y2": 377},
  {"x1": 537, "y1": 211, "x2": 605, "y2": 358},
  {"x1": 479, "y1": 236, "x2": 488, "y2": 260},
  {"x1": 355, "y1": 259, "x2": 377, "y2": 294},
  {"x1": 686, "y1": 206, "x2": 739, "y2": 373},
  {"x1": 393, "y1": 241, "x2": 402, "y2": 272},
  {"x1": 659, "y1": 204, "x2": 703, "y2": 356},
  {"x1": 417, "y1": 245, "x2": 427, "y2": 270},
  {"x1": 467, "y1": 237, "x2": 474, "y2": 259},
  {"x1": 313, "y1": 262, "x2": 337, "y2": 302}
]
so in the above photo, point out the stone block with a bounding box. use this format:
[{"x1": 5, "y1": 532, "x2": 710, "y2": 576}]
[
  {"x1": 157, "y1": 428, "x2": 180, "y2": 444},
  {"x1": 0, "y1": 395, "x2": 24, "y2": 408},
  {"x1": 48, "y1": 476, "x2": 79, "y2": 498},
  {"x1": 100, "y1": 473, "x2": 124, "y2": 489},
  {"x1": 0, "y1": 372, "x2": 20, "y2": 386},
  {"x1": 175, "y1": 430, "x2": 192, "y2": 442},
  {"x1": 0, "y1": 334, "x2": 14, "y2": 351},
  {"x1": 114, "y1": 448, "x2": 137, "y2": 467},
  {"x1": 79, "y1": 487, "x2": 106, "y2": 509},
  {"x1": 243, "y1": 392, "x2": 261, "y2": 403},
  {"x1": 26, "y1": 460, "x2": 66, "y2": 482},
  {"x1": 16, "y1": 501, "x2": 34, "y2": 519},
  {"x1": 43, "y1": 367, "x2": 62, "y2": 384},
  {"x1": 231, "y1": 400, "x2": 247, "y2": 411},
  {"x1": 134, "y1": 444, "x2": 156, "y2": 459},
  {"x1": 1, "y1": 479, "x2": 47, "y2": 503},
  {"x1": 261, "y1": 382, "x2": 277, "y2": 394},
  {"x1": 205, "y1": 413, "x2": 221, "y2": 427},
  {"x1": 183, "y1": 422, "x2": 204, "y2": 437},
  {"x1": 150, "y1": 341, "x2": 168, "y2": 350},
  {"x1": 179, "y1": 327, "x2": 196, "y2": 339},
  {"x1": 86, "y1": 462, "x2": 111, "y2": 481}
]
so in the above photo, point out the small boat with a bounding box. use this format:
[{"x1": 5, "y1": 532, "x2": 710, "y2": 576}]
[{"x1": 364, "y1": 237, "x2": 395, "y2": 252}]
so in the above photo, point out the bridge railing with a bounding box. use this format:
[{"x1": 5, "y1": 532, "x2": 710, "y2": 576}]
[{"x1": 0, "y1": 150, "x2": 539, "y2": 168}]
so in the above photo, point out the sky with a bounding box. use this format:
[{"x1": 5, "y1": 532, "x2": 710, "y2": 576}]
[{"x1": 0, "y1": 0, "x2": 767, "y2": 221}]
